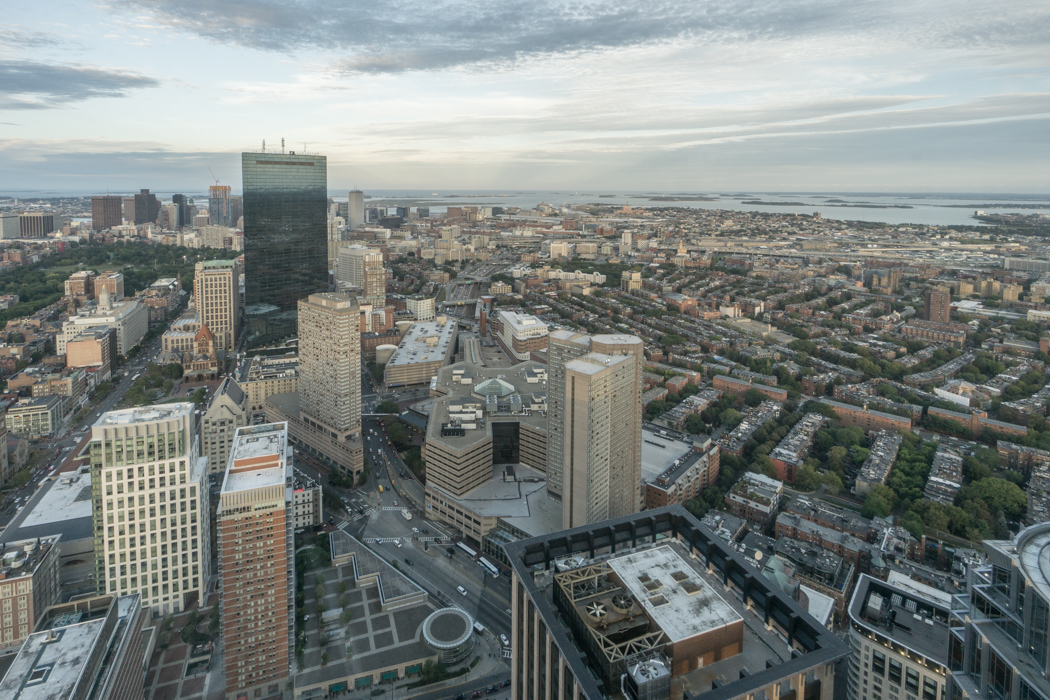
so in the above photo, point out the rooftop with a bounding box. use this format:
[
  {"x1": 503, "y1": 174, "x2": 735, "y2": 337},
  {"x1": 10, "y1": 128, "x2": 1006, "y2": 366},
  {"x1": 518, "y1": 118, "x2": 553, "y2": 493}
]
[
  {"x1": 95, "y1": 402, "x2": 192, "y2": 426},
  {"x1": 1016, "y1": 523, "x2": 1050, "y2": 607},
  {"x1": 222, "y1": 423, "x2": 290, "y2": 494},
  {"x1": 848, "y1": 574, "x2": 950, "y2": 664},
  {"x1": 386, "y1": 318, "x2": 457, "y2": 368},
  {"x1": 606, "y1": 545, "x2": 742, "y2": 643},
  {"x1": 0, "y1": 470, "x2": 93, "y2": 546}
]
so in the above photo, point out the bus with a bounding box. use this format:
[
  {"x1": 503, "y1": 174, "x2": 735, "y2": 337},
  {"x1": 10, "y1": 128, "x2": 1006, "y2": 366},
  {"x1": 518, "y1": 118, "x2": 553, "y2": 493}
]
[
  {"x1": 479, "y1": 557, "x2": 499, "y2": 579},
  {"x1": 456, "y1": 542, "x2": 478, "y2": 561}
]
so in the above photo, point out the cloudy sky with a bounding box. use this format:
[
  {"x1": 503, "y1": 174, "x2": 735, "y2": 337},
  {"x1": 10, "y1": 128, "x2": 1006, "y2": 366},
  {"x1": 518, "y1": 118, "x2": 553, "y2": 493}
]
[{"x1": 1, "y1": 0, "x2": 1048, "y2": 193}]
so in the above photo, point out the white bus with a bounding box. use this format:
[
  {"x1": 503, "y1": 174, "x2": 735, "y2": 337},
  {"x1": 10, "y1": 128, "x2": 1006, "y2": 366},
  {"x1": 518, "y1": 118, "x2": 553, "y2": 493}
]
[
  {"x1": 479, "y1": 556, "x2": 499, "y2": 579},
  {"x1": 456, "y1": 542, "x2": 478, "y2": 561}
]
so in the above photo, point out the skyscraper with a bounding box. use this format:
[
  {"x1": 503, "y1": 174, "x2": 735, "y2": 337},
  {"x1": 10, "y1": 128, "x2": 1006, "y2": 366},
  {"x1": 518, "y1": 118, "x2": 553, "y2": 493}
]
[
  {"x1": 546, "y1": 330, "x2": 643, "y2": 526},
  {"x1": 948, "y1": 524, "x2": 1050, "y2": 700},
  {"x1": 193, "y1": 259, "x2": 241, "y2": 353},
  {"x1": 924, "y1": 286, "x2": 952, "y2": 324},
  {"x1": 242, "y1": 151, "x2": 329, "y2": 347},
  {"x1": 132, "y1": 188, "x2": 160, "y2": 225},
  {"x1": 91, "y1": 195, "x2": 122, "y2": 231},
  {"x1": 209, "y1": 184, "x2": 232, "y2": 227},
  {"x1": 89, "y1": 403, "x2": 211, "y2": 616},
  {"x1": 348, "y1": 189, "x2": 365, "y2": 230},
  {"x1": 172, "y1": 193, "x2": 189, "y2": 228},
  {"x1": 218, "y1": 422, "x2": 295, "y2": 700},
  {"x1": 297, "y1": 292, "x2": 361, "y2": 440}
]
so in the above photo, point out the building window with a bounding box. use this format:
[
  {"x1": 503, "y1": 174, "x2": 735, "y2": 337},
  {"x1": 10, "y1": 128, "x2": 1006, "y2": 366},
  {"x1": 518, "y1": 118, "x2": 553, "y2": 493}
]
[{"x1": 873, "y1": 651, "x2": 886, "y2": 677}]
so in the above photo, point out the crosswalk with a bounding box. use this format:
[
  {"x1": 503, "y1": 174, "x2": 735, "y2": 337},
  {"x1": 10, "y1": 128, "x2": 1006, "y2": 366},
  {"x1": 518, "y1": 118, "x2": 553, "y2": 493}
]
[
  {"x1": 335, "y1": 520, "x2": 349, "y2": 529},
  {"x1": 380, "y1": 506, "x2": 405, "y2": 511},
  {"x1": 351, "y1": 508, "x2": 373, "y2": 522}
]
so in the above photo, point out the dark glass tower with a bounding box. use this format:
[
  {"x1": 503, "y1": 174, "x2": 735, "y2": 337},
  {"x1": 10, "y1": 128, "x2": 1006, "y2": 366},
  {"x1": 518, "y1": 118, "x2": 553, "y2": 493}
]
[{"x1": 242, "y1": 151, "x2": 329, "y2": 348}]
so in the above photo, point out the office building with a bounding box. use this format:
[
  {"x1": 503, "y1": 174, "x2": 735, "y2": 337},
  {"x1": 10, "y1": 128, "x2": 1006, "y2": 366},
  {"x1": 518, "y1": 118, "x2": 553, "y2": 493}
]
[
  {"x1": 64, "y1": 270, "x2": 95, "y2": 300},
  {"x1": 505, "y1": 506, "x2": 847, "y2": 700},
  {"x1": 948, "y1": 524, "x2": 1050, "y2": 700},
  {"x1": 236, "y1": 354, "x2": 299, "y2": 414},
  {"x1": 494, "y1": 310, "x2": 549, "y2": 362},
  {"x1": 336, "y1": 245, "x2": 386, "y2": 303},
  {"x1": 6, "y1": 396, "x2": 64, "y2": 439},
  {"x1": 0, "y1": 213, "x2": 19, "y2": 239},
  {"x1": 89, "y1": 403, "x2": 211, "y2": 615},
  {"x1": 57, "y1": 287, "x2": 147, "y2": 356},
  {"x1": 218, "y1": 423, "x2": 295, "y2": 700},
  {"x1": 0, "y1": 594, "x2": 145, "y2": 700},
  {"x1": 847, "y1": 574, "x2": 951, "y2": 700},
  {"x1": 298, "y1": 292, "x2": 361, "y2": 441},
  {"x1": 924, "y1": 287, "x2": 952, "y2": 324},
  {"x1": 209, "y1": 184, "x2": 232, "y2": 227},
  {"x1": 18, "y1": 212, "x2": 55, "y2": 237},
  {"x1": 242, "y1": 151, "x2": 329, "y2": 347},
  {"x1": 172, "y1": 193, "x2": 189, "y2": 227},
  {"x1": 194, "y1": 258, "x2": 240, "y2": 352},
  {"x1": 405, "y1": 295, "x2": 435, "y2": 321},
  {"x1": 201, "y1": 376, "x2": 248, "y2": 475},
  {"x1": 557, "y1": 332, "x2": 644, "y2": 528},
  {"x1": 91, "y1": 195, "x2": 122, "y2": 231},
  {"x1": 0, "y1": 535, "x2": 61, "y2": 651},
  {"x1": 348, "y1": 189, "x2": 365, "y2": 230},
  {"x1": 65, "y1": 326, "x2": 118, "y2": 380},
  {"x1": 133, "y1": 188, "x2": 160, "y2": 225},
  {"x1": 94, "y1": 271, "x2": 125, "y2": 300}
]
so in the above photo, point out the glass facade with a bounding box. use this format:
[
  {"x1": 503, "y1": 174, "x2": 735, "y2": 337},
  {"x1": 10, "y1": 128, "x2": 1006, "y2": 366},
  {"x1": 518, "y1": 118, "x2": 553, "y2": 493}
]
[{"x1": 241, "y1": 152, "x2": 329, "y2": 347}]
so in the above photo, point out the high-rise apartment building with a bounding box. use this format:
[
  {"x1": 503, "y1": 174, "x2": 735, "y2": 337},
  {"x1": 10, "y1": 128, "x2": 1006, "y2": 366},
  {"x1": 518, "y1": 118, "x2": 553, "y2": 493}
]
[
  {"x1": 924, "y1": 286, "x2": 952, "y2": 324},
  {"x1": 847, "y1": 574, "x2": 950, "y2": 700},
  {"x1": 89, "y1": 403, "x2": 211, "y2": 615},
  {"x1": 242, "y1": 151, "x2": 329, "y2": 347},
  {"x1": 298, "y1": 292, "x2": 361, "y2": 441},
  {"x1": 218, "y1": 422, "x2": 295, "y2": 700},
  {"x1": 133, "y1": 188, "x2": 160, "y2": 225},
  {"x1": 172, "y1": 193, "x2": 189, "y2": 228},
  {"x1": 209, "y1": 184, "x2": 232, "y2": 227},
  {"x1": 546, "y1": 331, "x2": 642, "y2": 513},
  {"x1": 336, "y1": 245, "x2": 386, "y2": 303},
  {"x1": 194, "y1": 259, "x2": 240, "y2": 353},
  {"x1": 560, "y1": 333, "x2": 644, "y2": 528},
  {"x1": 348, "y1": 189, "x2": 365, "y2": 230},
  {"x1": 91, "y1": 196, "x2": 123, "y2": 231},
  {"x1": 947, "y1": 523, "x2": 1050, "y2": 700}
]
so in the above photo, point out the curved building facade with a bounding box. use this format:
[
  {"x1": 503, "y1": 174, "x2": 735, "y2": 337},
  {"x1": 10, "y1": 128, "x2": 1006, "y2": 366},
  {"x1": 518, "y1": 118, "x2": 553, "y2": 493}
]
[
  {"x1": 948, "y1": 523, "x2": 1050, "y2": 700},
  {"x1": 422, "y1": 608, "x2": 474, "y2": 665}
]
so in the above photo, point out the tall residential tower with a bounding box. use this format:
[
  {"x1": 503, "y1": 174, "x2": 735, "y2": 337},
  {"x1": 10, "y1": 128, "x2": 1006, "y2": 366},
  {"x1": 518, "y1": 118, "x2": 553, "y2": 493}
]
[
  {"x1": 194, "y1": 258, "x2": 241, "y2": 353},
  {"x1": 297, "y1": 292, "x2": 361, "y2": 441}
]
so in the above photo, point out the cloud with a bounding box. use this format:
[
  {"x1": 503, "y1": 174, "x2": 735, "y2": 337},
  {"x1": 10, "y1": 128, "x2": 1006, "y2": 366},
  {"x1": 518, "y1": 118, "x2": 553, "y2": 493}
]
[
  {"x1": 0, "y1": 60, "x2": 159, "y2": 109},
  {"x1": 109, "y1": 0, "x2": 1050, "y2": 74}
]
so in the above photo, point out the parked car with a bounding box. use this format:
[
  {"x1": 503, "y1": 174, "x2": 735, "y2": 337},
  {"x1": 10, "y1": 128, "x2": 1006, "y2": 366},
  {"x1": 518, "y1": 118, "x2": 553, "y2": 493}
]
[{"x1": 500, "y1": 634, "x2": 509, "y2": 647}]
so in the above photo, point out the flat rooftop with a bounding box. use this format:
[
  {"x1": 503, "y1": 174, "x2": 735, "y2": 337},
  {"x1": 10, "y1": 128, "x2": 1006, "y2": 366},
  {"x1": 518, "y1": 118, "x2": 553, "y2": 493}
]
[
  {"x1": 387, "y1": 319, "x2": 456, "y2": 368},
  {"x1": 641, "y1": 424, "x2": 698, "y2": 484},
  {"x1": 607, "y1": 545, "x2": 742, "y2": 643},
  {"x1": 223, "y1": 423, "x2": 289, "y2": 493},
  {"x1": 0, "y1": 470, "x2": 93, "y2": 545},
  {"x1": 848, "y1": 574, "x2": 950, "y2": 664},
  {"x1": 95, "y1": 402, "x2": 192, "y2": 426}
]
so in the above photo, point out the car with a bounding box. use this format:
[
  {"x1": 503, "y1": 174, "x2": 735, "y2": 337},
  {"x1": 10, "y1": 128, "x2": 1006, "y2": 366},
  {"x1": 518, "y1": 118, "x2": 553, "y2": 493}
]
[
  {"x1": 422, "y1": 528, "x2": 429, "y2": 534},
  {"x1": 457, "y1": 586, "x2": 467, "y2": 596},
  {"x1": 411, "y1": 527, "x2": 418, "y2": 533},
  {"x1": 501, "y1": 680, "x2": 510, "y2": 688},
  {"x1": 394, "y1": 540, "x2": 403, "y2": 548},
  {"x1": 486, "y1": 686, "x2": 497, "y2": 694},
  {"x1": 393, "y1": 500, "x2": 398, "y2": 506},
  {"x1": 500, "y1": 634, "x2": 509, "y2": 647},
  {"x1": 404, "y1": 558, "x2": 413, "y2": 566},
  {"x1": 471, "y1": 692, "x2": 482, "y2": 699}
]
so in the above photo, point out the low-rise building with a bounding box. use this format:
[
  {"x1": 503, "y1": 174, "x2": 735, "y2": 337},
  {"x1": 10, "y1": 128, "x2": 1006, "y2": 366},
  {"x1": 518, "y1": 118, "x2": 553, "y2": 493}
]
[
  {"x1": 293, "y1": 482, "x2": 323, "y2": 529},
  {"x1": 855, "y1": 431, "x2": 903, "y2": 497},
  {"x1": 384, "y1": 317, "x2": 458, "y2": 387},
  {"x1": 924, "y1": 446, "x2": 964, "y2": 506},
  {"x1": 493, "y1": 310, "x2": 549, "y2": 362},
  {"x1": 6, "y1": 396, "x2": 64, "y2": 438},
  {"x1": 719, "y1": 400, "x2": 781, "y2": 457},
  {"x1": 818, "y1": 398, "x2": 912, "y2": 433},
  {"x1": 725, "y1": 471, "x2": 783, "y2": 528},
  {"x1": 0, "y1": 535, "x2": 61, "y2": 651},
  {"x1": 236, "y1": 353, "x2": 299, "y2": 414},
  {"x1": 644, "y1": 435, "x2": 720, "y2": 509},
  {"x1": 769, "y1": 412, "x2": 826, "y2": 483},
  {"x1": 713, "y1": 374, "x2": 789, "y2": 402}
]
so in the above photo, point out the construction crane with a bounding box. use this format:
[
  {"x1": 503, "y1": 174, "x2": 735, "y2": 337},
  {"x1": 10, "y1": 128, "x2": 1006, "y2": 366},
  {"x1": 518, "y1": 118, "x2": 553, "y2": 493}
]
[{"x1": 208, "y1": 167, "x2": 220, "y2": 187}]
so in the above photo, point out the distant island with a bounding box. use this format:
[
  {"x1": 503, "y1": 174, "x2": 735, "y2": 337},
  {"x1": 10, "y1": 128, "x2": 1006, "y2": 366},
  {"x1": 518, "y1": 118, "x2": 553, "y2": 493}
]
[{"x1": 742, "y1": 200, "x2": 913, "y2": 209}]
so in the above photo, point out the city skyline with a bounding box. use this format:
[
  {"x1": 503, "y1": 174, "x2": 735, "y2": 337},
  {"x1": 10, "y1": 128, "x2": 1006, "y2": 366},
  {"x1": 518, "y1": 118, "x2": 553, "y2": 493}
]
[{"x1": 1, "y1": 0, "x2": 1048, "y2": 192}]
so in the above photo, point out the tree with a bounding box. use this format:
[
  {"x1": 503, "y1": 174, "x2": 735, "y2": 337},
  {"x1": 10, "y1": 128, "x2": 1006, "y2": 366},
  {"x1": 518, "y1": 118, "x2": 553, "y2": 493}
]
[
  {"x1": 744, "y1": 388, "x2": 765, "y2": 407},
  {"x1": 862, "y1": 493, "x2": 893, "y2": 519},
  {"x1": 821, "y1": 471, "x2": 844, "y2": 495},
  {"x1": 721, "y1": 409, "x2": 743, "y2": 428},
  {"x1": 827, "y1": 446, "x2": 849, "y2": 471},
  {"x1": 794, "y1": 462, "x2": 822, "y2": 491},
  {"x1": 376, "y1": 400, "x2": 400, "y2": 414},
  {"x1": 960, "y1": 478, "x2": 1027, "y2": 521},
  {"x1": 340, "y1": 608, "x2": 353, "y2": 627}
]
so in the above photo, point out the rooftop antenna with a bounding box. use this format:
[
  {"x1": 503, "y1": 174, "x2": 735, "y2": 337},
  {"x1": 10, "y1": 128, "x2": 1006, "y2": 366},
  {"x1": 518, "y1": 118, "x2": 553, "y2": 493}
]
[
  {"x1": 281, "y1": 138, "x2": 285, "y2": 154},
  {"x1": 262, "y1": 139, "x2": 266, "y2": 153}
]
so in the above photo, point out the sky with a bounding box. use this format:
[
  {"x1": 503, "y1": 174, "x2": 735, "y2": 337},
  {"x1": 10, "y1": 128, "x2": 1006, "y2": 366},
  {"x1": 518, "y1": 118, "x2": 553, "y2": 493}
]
[{"x1": 1, "y1": 0, "x2": 1048, "y2": 193}]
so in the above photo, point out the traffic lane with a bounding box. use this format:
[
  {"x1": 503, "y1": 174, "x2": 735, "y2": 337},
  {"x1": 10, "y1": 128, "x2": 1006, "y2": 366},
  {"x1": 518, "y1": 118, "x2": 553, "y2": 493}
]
[{"x1": 411, "y1": 673, "x2": 510, "y2": 700}]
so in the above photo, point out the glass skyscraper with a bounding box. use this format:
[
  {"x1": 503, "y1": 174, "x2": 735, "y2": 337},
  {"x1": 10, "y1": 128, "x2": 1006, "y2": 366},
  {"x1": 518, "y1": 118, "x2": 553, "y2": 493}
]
[{"x1": 242, "y1": 151, "x2": 329, "y2": 347}]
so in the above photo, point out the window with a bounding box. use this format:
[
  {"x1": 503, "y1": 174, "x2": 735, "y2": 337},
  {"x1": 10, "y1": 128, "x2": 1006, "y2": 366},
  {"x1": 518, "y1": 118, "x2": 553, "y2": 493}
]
[
  {"x1": 906, "y1": 669, "x2": 920, "y2": 695},
  {"x1": 923, "y1": 679, "x2": 937, "y2": 700},
  {"x1": 873, "y1": 651, "x2": 886, "y2": 677}
]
